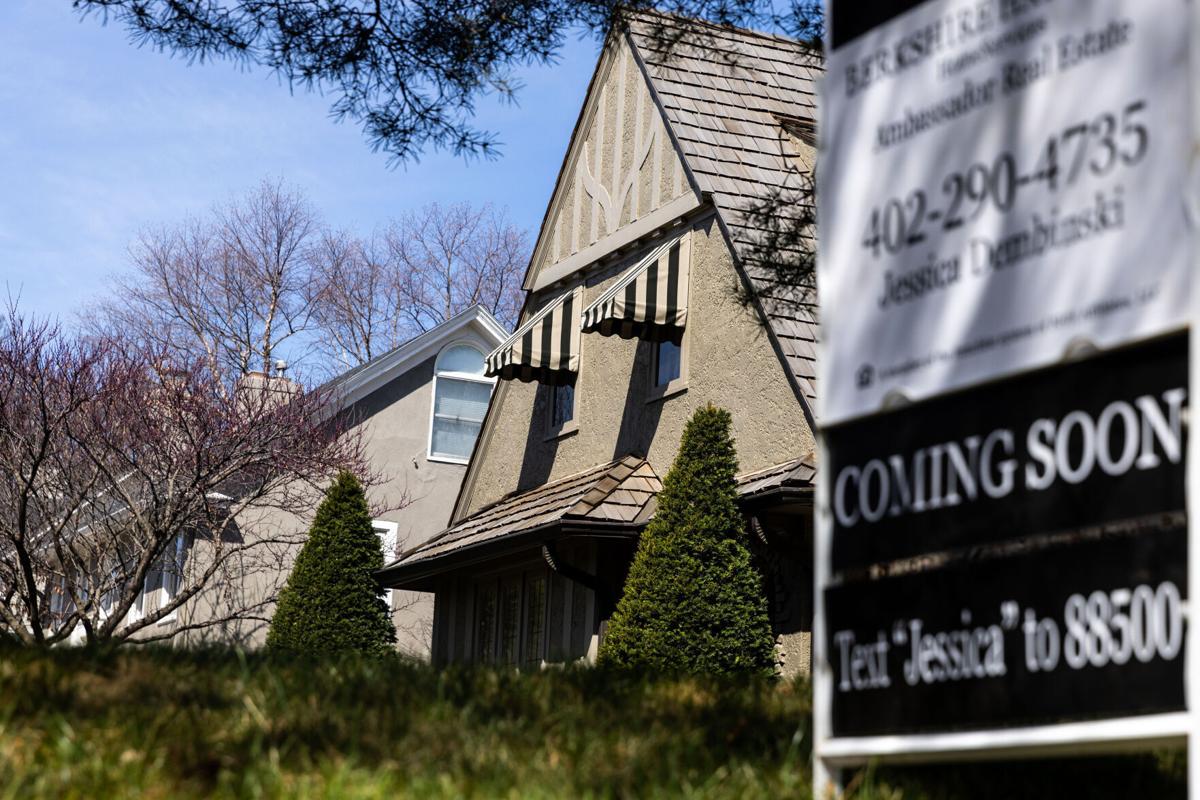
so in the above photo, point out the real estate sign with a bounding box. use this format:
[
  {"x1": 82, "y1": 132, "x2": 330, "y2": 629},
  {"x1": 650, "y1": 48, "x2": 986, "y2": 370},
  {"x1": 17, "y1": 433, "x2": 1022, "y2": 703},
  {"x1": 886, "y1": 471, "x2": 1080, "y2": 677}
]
[
  {"x1": 825, "y1": 333, "x2": 1188, "y2": 737},
  {"x1": 815, "y1": 0, "x2": 1197, "y2": 784},
  {"x1": 819, "y1": 0, "x2": 1192, "y2": 424}
]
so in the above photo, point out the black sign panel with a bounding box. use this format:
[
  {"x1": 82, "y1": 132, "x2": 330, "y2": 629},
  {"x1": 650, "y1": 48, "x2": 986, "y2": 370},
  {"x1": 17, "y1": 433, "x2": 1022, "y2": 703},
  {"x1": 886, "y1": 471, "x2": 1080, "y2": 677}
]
[
  {"x1": 827, "y1": 525, "x2": 1187, "y2": 737},
  {"x1": 827, "y1": 334, "x2": 1187, "y2": 573},
  {"x1": 830, "y1": 0, "x2": 931, "y2": 50}
]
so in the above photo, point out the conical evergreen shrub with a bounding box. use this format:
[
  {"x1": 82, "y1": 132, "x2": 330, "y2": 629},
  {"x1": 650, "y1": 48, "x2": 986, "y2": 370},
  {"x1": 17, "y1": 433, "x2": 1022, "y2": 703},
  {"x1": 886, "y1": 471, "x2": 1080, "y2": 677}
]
[
  {"x1": 267, "y1": 471, "x2": 396, "y2": 656},
  {"x1": 598, "y1": 404, "x2": 776, "y2": 674}
]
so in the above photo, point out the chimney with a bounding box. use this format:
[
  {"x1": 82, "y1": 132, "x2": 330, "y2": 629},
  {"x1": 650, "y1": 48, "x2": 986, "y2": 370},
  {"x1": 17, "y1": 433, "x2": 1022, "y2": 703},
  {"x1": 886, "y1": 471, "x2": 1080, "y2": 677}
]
[{"x1": 236, "y1": 367, "x2": 301, "y2": 412}]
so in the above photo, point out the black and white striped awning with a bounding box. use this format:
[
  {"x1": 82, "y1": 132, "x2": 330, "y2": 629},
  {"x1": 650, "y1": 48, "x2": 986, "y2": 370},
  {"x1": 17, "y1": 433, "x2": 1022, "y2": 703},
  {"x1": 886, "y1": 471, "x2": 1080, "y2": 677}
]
[
  {"x1": 485, "y1": 287, "x2": 581, "y2": 385},
  {"x1": 581, "y1": 235, "x2": 689, "y2": 343}
]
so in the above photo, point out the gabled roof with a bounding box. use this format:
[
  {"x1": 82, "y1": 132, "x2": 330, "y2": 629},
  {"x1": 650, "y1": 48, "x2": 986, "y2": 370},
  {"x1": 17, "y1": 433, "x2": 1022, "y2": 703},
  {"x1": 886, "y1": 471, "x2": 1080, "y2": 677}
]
[
  {"x1": 380, "y1": 456, "x2": 661, "y2": 584},
  {"x1": 449, "y1": 13, "x2": 822, "y2": 526},
  {"x1": 625, "y1": 10, "x2": 821, "y2": 411},
  {"x1": 324, "y1": 305, "x2": 508, "y2": 410}
]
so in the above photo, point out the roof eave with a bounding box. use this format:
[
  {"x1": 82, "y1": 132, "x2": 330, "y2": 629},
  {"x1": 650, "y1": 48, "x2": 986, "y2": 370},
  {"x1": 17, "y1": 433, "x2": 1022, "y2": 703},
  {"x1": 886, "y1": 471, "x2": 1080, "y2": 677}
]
[
  {"x1": 376, "y1": 518, "x2": 642, "y2": 590},
  {"x1": 328, "y1": 305, "x2": 507, "y2": 411},
  {"x1": 739, "y1": 483, "x2": 815, "y2": 512}
]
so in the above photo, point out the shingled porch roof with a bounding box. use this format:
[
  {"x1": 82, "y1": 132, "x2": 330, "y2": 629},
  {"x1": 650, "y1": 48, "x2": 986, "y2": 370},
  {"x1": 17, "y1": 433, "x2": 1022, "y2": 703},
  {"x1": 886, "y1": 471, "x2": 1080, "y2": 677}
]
[
  {"x1": 737, "y1": 453, "x2": 817, "y2": 507},
  {"x1": 378, "y1": 456, "x2": 662, "y2": 587},
  {"x1": 380, "y1": 451, "x2": 815, "y2": 589}
]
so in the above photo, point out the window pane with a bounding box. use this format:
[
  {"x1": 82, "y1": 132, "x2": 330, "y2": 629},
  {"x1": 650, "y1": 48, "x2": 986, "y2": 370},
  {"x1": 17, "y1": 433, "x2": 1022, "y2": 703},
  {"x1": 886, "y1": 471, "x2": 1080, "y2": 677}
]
[
  {"x1": 552, "y1": 384, "x2": 574, "y2": 427},
  {"x1": 499, "y1": 579, "x2": 521, "y2": 665},
  {"x1": 431, "y1": 417, "x2": 482, "y2": 460},
  {"x1": 475, "y1": 582, "x2": 497, "y2": 664},
  {"x1": 523, "y1": 575, "x2": 547, "y2": 667},
  {"x1": 437, "y1": 345, "x2": 485, "y2": 375},
  {"x1": 656, "y1": 340, "x2": 681, "y2": 387},
  {"x1": 435, "y1": 378, "x2": 492, "y2": 422},
  {"x1": 162, "y1": 534, "x2": 187, "y2": 600}
]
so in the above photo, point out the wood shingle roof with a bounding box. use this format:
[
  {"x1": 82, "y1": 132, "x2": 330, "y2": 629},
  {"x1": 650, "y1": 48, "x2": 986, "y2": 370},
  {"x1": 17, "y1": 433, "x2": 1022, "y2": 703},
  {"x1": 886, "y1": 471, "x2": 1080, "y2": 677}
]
[
  {"x1": 626, "y1": 12, "x2": 821, "y2": 409},
  {"x1": 737, "y1": 453, "x2": 818, "y2": 500},
  {"x1": 384, "y1": 451, "x2": 816, "y2": 582},
  {"x1": 384, "y1": 456, "x2": 661, "y2": 573}
]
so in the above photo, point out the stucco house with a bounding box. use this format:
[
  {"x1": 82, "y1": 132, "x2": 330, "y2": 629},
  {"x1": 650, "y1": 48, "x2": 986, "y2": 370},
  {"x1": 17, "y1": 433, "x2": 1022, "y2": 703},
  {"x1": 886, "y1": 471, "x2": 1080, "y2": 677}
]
[
  {"x1": 59, "y1": 305, "x2": 507, "y2": 654},
  {"x1": 314, "y1": 304, "x2": 508, "y2": 655},
  {"x1": 378, "y1": 13, "x2": 821, "y2": 675}
]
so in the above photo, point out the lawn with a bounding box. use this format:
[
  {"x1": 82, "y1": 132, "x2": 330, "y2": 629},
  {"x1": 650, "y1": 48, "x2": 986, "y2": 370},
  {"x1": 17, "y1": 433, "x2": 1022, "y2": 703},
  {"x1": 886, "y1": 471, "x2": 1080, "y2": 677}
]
[{"x1": 0, "y1": 645, "x2": 1185, "y2": 798}]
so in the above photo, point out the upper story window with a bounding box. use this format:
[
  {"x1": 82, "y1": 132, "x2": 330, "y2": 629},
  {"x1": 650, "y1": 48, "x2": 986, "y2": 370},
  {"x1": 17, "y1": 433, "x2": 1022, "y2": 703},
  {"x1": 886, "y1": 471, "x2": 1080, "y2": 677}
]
[
  {"x1": 551, "y1": 383, "x2": 575, "y2": 428},
  {"x1": 429, "y1": 344, "x2": 495, "y2": 463},
  {"x1": 655, "y1": 340, "x2": 682, "y2": 387}
]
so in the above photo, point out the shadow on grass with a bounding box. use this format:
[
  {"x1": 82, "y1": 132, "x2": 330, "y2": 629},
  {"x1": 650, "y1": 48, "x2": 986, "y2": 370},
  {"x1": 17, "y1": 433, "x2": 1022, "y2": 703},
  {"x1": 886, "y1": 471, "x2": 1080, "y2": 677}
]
[{"x1": 0, "y1": 643, "x2": 1185, "y2": 799}]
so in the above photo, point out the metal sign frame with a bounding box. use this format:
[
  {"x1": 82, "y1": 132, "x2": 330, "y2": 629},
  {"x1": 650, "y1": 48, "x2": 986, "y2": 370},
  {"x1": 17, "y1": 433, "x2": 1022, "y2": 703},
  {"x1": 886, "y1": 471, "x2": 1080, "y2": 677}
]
[{"x1": 812, "y1": 0, "x2": 1200, "y2": 793}]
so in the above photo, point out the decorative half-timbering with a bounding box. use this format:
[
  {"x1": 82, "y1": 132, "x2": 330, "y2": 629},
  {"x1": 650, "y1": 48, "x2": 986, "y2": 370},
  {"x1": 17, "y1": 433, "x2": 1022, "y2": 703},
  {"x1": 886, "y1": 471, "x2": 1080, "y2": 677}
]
[{"x1": 527, "y1": 37, "x2": 698, "y2": 292}]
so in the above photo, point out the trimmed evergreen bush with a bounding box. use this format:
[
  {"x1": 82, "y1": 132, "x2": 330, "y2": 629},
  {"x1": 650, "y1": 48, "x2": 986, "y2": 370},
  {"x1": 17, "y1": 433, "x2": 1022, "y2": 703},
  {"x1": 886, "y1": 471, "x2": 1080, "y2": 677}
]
[
  {"x1": 267, "y1": 471, "x2": 396, "y2": 656},
  {"x1": 598, "y1": 404, "x2": 776, "y2": 674}
]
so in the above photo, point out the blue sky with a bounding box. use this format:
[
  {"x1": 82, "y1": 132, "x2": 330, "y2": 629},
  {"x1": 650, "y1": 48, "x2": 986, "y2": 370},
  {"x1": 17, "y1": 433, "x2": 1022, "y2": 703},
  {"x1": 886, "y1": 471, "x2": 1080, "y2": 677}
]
[{"x1": 0, "y1": 1, "x2": 600, "y2": 321}]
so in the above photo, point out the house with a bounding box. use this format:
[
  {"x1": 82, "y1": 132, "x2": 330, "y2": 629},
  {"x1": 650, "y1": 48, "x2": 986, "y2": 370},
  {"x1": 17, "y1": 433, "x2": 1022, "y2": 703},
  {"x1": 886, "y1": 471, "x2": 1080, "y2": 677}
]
[
  {"x1": 378, "y1": 13, "x2": 821, "y2": 675},
  {"x1": 55, "y1": 305, "x2": 507, "y2": 654},
  {"x1": 314, "y1": 304, "x2": 508, "y2": 655}
]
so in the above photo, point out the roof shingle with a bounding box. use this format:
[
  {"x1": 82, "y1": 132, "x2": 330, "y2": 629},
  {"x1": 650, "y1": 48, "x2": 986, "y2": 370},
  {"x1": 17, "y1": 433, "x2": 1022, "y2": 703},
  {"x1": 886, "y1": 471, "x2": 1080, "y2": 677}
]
[
  {"x1": 387, "y1": 456, "x2": 662, "y2": 570},
  {"x1": 626, "y1": 12, "x2": 821, "y2": 409}
]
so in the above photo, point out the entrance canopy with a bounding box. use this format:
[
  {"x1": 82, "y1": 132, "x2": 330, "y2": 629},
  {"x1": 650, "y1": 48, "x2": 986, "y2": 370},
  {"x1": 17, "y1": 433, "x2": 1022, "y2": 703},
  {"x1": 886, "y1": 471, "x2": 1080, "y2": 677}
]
[
  {"x1": 378, "y1": 456, "x2": 662, "y2": 590},
  {"x1": 581, "y1": 235, "x2": 689, "y2": 343},
  {"x1": 486, "y1": 286, "x2": 582, "y2": 385}
]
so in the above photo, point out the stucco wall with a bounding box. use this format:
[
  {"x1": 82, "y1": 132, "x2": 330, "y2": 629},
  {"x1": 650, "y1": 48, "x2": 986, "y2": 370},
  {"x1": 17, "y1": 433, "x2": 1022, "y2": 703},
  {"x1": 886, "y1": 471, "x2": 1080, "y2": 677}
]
[
  {"x1": 348, "y1": 354, "x2": 472, "y2": 657},
  {"x1": 460, "y1": 214, "x2": 815, "y2": 518},
  {"x1": 169, "y1": 343, "x2": 492, "y2": 655}
]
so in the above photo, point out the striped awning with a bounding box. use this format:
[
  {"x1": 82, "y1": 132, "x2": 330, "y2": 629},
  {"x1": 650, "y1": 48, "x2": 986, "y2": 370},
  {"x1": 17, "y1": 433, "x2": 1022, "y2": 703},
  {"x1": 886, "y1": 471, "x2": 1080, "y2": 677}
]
[
  {"x1": 581, "y1": 235, "x2": 689, "y2": 343},
  {"x1": 486, "y1": 287, "x2": 581, "y2": 385}
]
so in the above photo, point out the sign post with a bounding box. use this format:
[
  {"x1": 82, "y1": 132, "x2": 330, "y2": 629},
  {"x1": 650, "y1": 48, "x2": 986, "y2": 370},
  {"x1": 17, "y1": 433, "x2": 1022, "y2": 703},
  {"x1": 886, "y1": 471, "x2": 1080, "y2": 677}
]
[{"x1": 814, "y1": 0, "x2": 1197, "y2": 793}]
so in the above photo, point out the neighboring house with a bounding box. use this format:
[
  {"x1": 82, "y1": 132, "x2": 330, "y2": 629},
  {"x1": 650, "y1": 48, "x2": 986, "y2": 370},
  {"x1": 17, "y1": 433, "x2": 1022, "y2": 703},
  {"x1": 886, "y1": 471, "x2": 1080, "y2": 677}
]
[
  {"x1": 379, "y1": 13, "x2": 821, "y2": 675},
  {"x1": 315, "y1": 304, "x2": 508, "y2": 656},
  {"x1": 56, "y1": 305, "x2": 507, "y2": 654}
]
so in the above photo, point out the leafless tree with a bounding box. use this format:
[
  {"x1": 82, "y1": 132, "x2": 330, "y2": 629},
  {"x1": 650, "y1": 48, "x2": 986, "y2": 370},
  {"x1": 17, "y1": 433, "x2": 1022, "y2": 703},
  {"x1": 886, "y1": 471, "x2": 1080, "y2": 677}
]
[
  {"x1": 90, "y1": 179, "x2": 322, "y2": 385},
  {"x1": 386, "y1": 202, "x2": 526, "y2": 335},
  {"x1": 308, "y1": 231, "x2": 408, "y2": 370},
  {"x1": 0, "y1": 304, "x2": 369, "y2": 647},
  {"x1": 306, "y1": 202, "x2": 526, "y2": 370},
  {"x1": 95, "y1": 188, "x2": 526, "y2": 376}
]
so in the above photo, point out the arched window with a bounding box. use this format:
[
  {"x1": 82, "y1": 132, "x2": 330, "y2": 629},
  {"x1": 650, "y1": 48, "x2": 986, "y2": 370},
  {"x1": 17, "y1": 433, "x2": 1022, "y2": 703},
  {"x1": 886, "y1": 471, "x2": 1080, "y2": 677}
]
[{"x1": 429, "y1": 344, "x2": 494, "y2": 462}]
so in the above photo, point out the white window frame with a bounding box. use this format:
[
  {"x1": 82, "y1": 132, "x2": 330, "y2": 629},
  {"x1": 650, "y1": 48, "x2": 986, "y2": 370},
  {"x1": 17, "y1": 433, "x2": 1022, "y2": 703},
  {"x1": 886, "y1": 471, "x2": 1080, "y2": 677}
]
[
  {"x1": 426, "y1": 340, "x2": 495, "y2": 465},
  {"x1": 373, "y1": 519, "x2": 399, "y2": 610},
  {"x1": 132, "y1": 533, "x2": 187, "y2": 625}
]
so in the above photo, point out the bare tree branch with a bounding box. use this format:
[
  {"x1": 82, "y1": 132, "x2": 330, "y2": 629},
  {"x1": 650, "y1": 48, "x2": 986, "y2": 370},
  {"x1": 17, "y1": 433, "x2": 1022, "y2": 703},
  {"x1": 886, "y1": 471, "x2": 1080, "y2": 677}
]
[
  {"x1": 86, "y1": 179, "x2": 323, "y2": 385},
  {"x1": 386, "y1": 201, "x2": 526, "y2": 334},
  {"x1": 0, "y1": 302, "x2": 370, "y2": 647}
]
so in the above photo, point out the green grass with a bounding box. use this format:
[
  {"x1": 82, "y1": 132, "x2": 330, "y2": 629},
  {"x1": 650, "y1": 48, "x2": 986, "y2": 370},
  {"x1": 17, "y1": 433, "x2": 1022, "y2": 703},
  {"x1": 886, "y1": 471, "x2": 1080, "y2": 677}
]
[{"x1": 0, "y1": 645, "x2": 1185, "y2": 798}]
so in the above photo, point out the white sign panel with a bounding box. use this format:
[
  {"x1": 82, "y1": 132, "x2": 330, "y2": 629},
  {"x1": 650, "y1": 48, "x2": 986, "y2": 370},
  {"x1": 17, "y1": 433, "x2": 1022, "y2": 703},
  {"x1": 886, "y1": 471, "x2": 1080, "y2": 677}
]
[{"x1": 818, "y1": 0, "x2": 1192, "y2": 425}]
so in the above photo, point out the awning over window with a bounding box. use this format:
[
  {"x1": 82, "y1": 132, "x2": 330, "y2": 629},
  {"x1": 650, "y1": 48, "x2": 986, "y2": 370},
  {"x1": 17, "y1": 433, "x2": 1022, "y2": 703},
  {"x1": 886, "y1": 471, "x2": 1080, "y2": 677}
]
[
  {"x1": 486, "y1": 286, "x2": 581, "y2": 385},
  {"x1": 581, "y1": 235, "x2": 689, "y2": 343}
]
